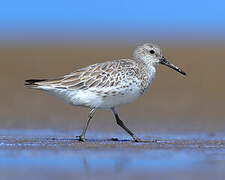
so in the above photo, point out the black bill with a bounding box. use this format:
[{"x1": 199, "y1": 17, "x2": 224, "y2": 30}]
[{"x1": 160, "y1": 56, "x2": 186, "y2": 76}]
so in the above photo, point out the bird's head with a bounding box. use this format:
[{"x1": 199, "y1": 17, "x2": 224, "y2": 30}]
[{"x1": 133, "y1": 43, "x2": 186, "y2": 76}]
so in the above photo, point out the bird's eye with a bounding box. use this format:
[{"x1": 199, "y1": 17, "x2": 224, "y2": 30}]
[{"x1": 150, "y1": 50, "x2": 155, "y2": 54}]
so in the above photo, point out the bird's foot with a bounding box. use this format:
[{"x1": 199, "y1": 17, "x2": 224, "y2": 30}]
[
  {"x1": 77, "y1": 135, "x2": 86, "y2": 142},
  {"x1": 151, "y1": 139, "x2": 158, "y2": 143},
  {"x1": 133, "y1": 136, "x2": 142, "y2": 142}
]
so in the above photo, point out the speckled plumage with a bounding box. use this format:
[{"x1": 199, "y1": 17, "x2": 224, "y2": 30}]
[{"x1": 25, "y1": 43, "x2": 186, "y2": 142}]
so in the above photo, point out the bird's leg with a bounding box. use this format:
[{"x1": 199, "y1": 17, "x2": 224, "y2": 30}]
[
  {"x1": 112, "y1": 108, "x2": 142, "y2": 142},
  {"x1": 78, "y1": 108, "x2": 96, "y2": 142}
]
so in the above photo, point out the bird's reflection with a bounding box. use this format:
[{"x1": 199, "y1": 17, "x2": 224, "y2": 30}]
[{"x1": 81, "y1": 154, "x2": 131, "y2": 174}]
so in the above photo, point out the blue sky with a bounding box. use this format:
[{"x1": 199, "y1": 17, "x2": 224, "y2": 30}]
[{"x1": 0, "y1": 0, "x2": 224, "y2": 43}]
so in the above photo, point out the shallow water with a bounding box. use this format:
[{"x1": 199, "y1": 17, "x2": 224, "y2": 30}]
[{"x1": 0, "y1": 130, "x2": 225, "y2": 180}]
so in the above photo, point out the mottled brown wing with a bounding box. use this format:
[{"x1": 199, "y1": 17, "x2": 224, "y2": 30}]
[{"x1": 58, "y1": 59, "x2": 137, "y2": 90}]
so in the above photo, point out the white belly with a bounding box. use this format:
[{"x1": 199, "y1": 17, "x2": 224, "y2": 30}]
[
  {"x1": 94, "y1": 88, "x2": 142, "y2": 109},
  {"x1": 71, "y1": 85, "x2": 142, "y2": 109},
  {"x1": 41, "y1": 84, "x2": 142, "y2": 109}
]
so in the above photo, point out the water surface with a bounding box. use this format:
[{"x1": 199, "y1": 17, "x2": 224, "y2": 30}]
[{"x1": 0, "y1": 130, "x2": 225, "y2": 180}]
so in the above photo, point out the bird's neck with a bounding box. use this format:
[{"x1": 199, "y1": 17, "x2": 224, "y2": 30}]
[
  {"x1": 135, "y1": 57, "x2": 158, "y2": 74},
  {"x1": 137, "y1": 60, "x2": 157, "y2": 94},
  {"x1": 146, "y1": 63, "x2": 157, "y2": 80}
]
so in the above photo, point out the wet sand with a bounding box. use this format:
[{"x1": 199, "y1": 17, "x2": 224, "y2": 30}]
[{"x1": 0, "y1": 130, "x2": 225, "y2": 180}]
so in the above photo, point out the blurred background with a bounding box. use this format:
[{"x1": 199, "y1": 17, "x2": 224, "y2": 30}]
[{"x1": 0, "y1": 0, "x2": 225, "y2": 134}]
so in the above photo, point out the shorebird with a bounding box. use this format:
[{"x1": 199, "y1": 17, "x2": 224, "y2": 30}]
[{"x1": 25, "y1": 43, "x2": 186, "y2": 142}]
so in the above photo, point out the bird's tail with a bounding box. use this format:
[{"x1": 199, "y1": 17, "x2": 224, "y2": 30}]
[
  {"x1": 24, "y1": 79, "x2": 48, "y2": 88},
  {"x1": 25, "y1": 77, "x2": 64, "y2": 89}
]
